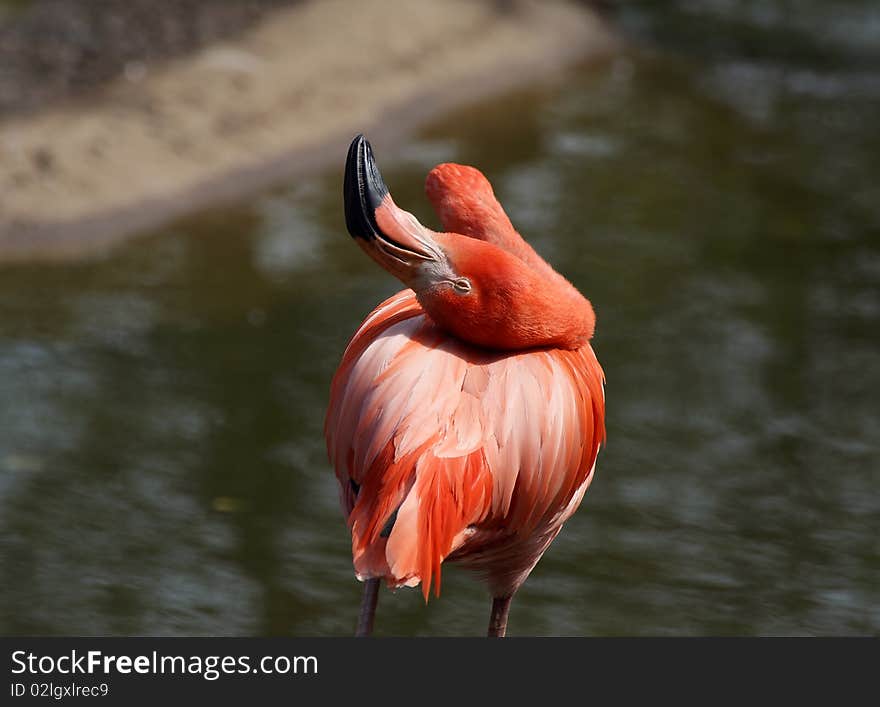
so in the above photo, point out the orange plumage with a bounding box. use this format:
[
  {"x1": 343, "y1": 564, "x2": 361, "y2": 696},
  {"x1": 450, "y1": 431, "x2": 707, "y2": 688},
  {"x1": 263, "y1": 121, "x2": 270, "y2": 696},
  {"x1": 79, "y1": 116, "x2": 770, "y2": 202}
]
[{"x1": 326, "y1": 136, "x2": 605, "y2": 635}]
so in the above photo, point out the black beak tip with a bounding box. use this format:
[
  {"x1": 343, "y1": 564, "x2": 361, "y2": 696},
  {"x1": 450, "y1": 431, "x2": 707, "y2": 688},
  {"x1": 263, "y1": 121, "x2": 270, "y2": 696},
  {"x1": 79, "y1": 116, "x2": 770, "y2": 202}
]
[{"x1": 344, "y1": 134, "x2": 389, "y2": 241}]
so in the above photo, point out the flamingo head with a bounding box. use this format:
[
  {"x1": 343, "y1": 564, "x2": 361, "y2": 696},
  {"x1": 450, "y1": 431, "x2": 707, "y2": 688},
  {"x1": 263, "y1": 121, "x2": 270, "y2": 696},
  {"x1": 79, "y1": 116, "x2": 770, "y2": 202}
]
[{"x1": 343, "y1": 135, "x2": 594, "y2": 351}]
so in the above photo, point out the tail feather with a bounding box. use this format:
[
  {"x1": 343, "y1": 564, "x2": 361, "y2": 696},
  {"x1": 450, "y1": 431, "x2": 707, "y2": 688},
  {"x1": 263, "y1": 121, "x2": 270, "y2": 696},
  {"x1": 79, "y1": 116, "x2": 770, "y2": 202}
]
[{"x1": 352, "y1": 448, "x2": 493, "y2": 600}]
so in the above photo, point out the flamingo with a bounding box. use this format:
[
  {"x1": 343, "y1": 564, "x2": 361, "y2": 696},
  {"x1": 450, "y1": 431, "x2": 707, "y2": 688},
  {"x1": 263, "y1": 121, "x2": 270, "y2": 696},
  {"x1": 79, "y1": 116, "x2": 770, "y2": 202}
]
[{"x1": 325, "y1": 135, "x2": 605, "y2": 637}]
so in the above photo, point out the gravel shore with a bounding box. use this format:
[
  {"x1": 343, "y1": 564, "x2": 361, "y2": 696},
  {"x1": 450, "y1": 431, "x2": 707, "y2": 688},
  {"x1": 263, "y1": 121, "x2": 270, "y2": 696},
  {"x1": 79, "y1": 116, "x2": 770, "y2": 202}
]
[{"x1": 0, "y1": 0, "x2": 616, "y2": 261}]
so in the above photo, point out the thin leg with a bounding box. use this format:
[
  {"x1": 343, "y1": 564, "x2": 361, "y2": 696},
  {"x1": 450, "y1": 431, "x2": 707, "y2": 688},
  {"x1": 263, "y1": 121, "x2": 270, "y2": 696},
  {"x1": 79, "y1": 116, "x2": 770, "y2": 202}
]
[
  {"x1": 356, "y1": 578, "x2": 380, "y2": 637},
  {"x1": 487, "y1": 595, "x2": 513, "y2": 637}
]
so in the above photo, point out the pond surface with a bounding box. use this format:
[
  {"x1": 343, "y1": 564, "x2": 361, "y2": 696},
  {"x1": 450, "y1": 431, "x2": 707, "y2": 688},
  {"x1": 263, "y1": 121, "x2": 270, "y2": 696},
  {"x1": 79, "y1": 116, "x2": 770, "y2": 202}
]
[{"x1": 1, "y1": 1, "x2": 878, "y2": 635}]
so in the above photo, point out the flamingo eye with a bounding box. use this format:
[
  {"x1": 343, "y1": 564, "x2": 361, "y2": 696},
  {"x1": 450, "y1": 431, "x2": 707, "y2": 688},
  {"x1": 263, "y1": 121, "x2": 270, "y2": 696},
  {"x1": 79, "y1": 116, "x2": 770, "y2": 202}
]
[{"x1": 452, "y1": 278, "x2": 472, "y2": 295}]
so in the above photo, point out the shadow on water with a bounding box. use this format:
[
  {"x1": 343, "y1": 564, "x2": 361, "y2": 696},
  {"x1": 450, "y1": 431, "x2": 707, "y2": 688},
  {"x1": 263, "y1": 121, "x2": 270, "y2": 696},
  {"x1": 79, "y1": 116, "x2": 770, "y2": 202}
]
[{"x1": 0, "y1": 1, "x2": 878, "y2": 635}]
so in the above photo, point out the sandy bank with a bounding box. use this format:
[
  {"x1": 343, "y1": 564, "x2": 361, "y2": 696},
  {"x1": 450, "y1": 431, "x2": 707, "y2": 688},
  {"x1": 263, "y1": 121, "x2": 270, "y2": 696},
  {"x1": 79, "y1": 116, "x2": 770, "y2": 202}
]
[{"x1": 0, "y1": 0, "x2": 616, "y2": 261}]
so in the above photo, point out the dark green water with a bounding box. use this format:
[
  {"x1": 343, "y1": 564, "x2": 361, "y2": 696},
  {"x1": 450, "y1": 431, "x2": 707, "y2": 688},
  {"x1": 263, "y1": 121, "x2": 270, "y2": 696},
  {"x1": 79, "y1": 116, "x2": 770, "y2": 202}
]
[{"x1": 1, "y1": 2, "x2": 878, "y2": 635}]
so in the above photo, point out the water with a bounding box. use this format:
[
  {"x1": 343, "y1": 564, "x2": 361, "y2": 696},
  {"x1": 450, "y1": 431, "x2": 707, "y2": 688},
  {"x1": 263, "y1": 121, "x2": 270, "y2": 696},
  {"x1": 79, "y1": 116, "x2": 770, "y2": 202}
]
[{"x1": 1, "y1": 2, "x2": 878, "y2": 635}]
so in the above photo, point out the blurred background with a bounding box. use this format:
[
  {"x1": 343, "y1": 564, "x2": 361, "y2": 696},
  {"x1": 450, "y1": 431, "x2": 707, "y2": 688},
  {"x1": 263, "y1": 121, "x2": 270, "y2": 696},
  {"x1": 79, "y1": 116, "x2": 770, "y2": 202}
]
[{"x1": 0, "y1": 0, "x2": 877, "y2": 635}]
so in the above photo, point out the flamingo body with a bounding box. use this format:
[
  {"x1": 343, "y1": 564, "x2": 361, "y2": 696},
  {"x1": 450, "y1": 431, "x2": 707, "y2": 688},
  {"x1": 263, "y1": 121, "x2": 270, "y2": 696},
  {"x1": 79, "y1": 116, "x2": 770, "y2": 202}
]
[{"x1": 326, "y1": 289, "x2": 604, "y2": 599}]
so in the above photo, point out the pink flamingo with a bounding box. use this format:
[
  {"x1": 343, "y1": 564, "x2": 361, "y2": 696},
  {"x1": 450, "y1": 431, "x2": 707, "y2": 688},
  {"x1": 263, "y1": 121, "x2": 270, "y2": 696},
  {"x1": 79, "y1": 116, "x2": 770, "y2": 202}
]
[{"x1": 325, "y1": 135, "x2": 605, "y2": 636}]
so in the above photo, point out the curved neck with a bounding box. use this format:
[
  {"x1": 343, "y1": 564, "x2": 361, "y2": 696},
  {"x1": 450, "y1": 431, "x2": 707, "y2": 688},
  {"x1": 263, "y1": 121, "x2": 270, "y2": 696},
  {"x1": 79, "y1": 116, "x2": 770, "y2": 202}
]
[{"x1": 425, "y1": 163, "x2": 566, "y2": 285}]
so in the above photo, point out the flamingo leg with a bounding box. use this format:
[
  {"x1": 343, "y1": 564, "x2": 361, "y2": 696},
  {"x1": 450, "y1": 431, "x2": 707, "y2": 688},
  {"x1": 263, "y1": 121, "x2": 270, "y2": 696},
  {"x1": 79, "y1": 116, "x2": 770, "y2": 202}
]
[
  {"x1": 487, "y1": 595, "x2": 514, "y2": 637},
  {"x1": 355, "y1": 578, "x2": 380, "y2": 637}
]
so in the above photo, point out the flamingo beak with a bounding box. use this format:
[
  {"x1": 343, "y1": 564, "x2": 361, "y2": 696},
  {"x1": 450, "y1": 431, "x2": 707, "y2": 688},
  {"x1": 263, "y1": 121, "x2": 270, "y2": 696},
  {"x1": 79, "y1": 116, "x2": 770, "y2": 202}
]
[{"x1": 343, "y1": 135, "x2": 441, "y2": 283}]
